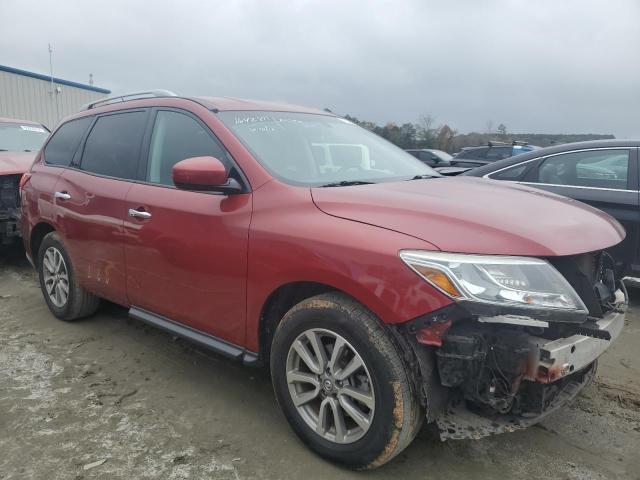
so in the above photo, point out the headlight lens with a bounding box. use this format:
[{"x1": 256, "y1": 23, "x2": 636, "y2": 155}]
[{"x1": 400, "y1": 250, "x2": 587, "y2": 313}]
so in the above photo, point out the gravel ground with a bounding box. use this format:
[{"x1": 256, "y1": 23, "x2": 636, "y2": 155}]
[{"x1": 1, "y1": 247, "x2": 639, "y2": 480}]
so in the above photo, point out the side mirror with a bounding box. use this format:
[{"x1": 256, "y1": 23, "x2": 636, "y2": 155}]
[{"x1": 172, "y1": 156, "x2": 242, "y2": 194}]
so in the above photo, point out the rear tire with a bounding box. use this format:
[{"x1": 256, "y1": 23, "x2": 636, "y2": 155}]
[
  {"x1": 270, "y1": 292, "x2": 423, "y2": 469},
  {"x1": 37, "y1": 231, "x2": 99, "y2": 321}
]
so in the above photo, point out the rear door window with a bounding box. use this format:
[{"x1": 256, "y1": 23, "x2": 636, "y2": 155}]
[
  {"x1": 535, "y1": 149, "x2": 630, "y2": 190},
  {"x1": 146, "y1": 110, "x2": 229, "y2": 186},
  {"x1": 80, "y1": 111, "x2": 147, "y2": 179},
  {"x1": 44, "y1": 117, "x2": 93, "y2": 166}
]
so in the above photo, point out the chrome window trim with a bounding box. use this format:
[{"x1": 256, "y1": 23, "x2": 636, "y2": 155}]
[
  {"x1": 482, "y1": 157, "x2": 539, "y2": 179},
  {"x1": 518, "y1": 181, "x2": 637, "y2": 193},
  {"x1": 484, "y1": 146, "x2": 636, "y2": 192}
]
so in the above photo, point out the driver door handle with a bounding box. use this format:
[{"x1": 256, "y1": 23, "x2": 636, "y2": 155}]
[
  {"x1": 54, "y1": 191, "x2": 71, "y2": 200},
  {"x1": 128, "y1": 208, "x2": 152, "y2": 219}
]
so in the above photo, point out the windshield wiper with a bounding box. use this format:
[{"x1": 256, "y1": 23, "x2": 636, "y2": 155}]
[{"x1": 320, "y1": 180, "x2": 376, "y2": 188}]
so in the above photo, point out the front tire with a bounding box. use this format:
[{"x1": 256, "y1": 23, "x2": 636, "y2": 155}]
[
  {"x1": 37, "y1": 231, "x2": 99, "y2": 321},
  {"x1": 270, "y1": 292, "x2": 423, "y2": 469}
]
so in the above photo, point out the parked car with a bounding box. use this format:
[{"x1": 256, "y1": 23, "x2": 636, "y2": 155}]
[
  {"x1": 405, "y1": 148, "x2": 452, "y2": 167},
  {"x1": 0, "y1": 117, "x2": 49, "y2": 244},
  {"x1": 21, "y1": 92, "x2": 626, "y2": 469},
  {"x1": 463, "y1": 140, "x2": 640, "y2": 278},
  {"x1": 439, "y1": 141, "x2": 540, "y2": 175}
]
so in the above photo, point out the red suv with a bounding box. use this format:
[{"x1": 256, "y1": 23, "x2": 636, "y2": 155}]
[{"x1": 21, "y1": 92, "x2": 627, "y2": 469}]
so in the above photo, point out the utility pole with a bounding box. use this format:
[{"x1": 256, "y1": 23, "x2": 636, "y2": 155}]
[{"x1": 48, "y1": 44, "x2": 60, "y2": 121}]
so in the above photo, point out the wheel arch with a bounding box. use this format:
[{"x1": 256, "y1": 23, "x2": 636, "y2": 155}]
[
  {"x1": 258, "y1": 281, "x2": 351, "y2": 364},
  {"x1": 29, "y1": 221, "x2": 56, "y2": 267}
]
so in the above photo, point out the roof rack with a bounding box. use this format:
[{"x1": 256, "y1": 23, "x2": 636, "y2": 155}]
[{"x1": 84, "y1": 90, "x2": 177, "y2": 110}]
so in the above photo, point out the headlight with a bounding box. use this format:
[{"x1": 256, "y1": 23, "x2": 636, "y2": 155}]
[{"x1": 400, "y1": 250, "x2": 587, "y2": 313}]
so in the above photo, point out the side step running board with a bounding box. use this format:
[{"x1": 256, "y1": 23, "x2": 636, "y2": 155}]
[{"x1": 129, "y1": 307, "x2": 260, "y2": 366}]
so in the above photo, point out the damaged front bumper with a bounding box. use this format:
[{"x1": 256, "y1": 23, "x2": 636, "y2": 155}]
[
  {"x1": 436, "y1": 363, "x2": 596, "y2": 440},
  {"x1": 527, "y1": 307, "x2": 625, "y2": 384},
  {"x1": 433, "y1": 303, "x2": 625, "y2": 440}
]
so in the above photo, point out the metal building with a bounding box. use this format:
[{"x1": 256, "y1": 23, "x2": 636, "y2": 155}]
[{"x1": 0, "y1": 64, "x2": 111, "y2": 130}]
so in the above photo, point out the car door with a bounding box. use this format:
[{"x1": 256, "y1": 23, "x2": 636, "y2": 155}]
[
  {"x1": 54, "y1": 109, "x2": 149, "y2": 305},
  {"x1": 123, "y1": 108, "x2": 252, "y2": 346},
  {"x1": 522, "y1": 147, "x2": 640, "y2": 275},
  {"x1": 25, "y1": 116, "x2": 94, "y2": 258}
]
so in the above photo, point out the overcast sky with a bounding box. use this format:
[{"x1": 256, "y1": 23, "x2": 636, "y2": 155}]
[{"x1": 2, "y1": 0, "x2": 639, "y2": 137}]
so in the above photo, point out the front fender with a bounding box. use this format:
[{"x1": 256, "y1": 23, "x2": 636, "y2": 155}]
[{"x1": 245, "y1": 183, "x2": 452, "y2": 352}]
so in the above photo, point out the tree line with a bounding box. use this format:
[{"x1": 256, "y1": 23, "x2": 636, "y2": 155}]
[{"x1": 338, "y1": 112, "x2": 615, "y2": 153}]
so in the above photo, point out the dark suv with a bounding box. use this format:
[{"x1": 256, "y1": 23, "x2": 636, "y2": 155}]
[{"x1": 20, "y1": 91, "x2": 626, "y2": 469}]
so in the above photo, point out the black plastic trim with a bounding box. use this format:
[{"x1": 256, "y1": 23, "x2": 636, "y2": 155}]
[
  {"x1": 173, "y1": 178, "x2": 244, "y2": 195},
  {"x1": 403, "y1": 299, "x2": 588, "y2": 334},
  {"x1": 129, "y1": 307, "x2": 259, "y2": 366}
]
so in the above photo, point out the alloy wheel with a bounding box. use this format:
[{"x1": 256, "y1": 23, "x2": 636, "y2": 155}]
[
  {"x1": 285, "y1": 328, "x2": 375, "y2": 444},
  {"x1": 42, "y1": 246, "x2": 70, "y2": 308}
]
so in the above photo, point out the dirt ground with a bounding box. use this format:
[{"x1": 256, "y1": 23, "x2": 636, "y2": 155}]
[{"x1": 1, "y1": 248, "x2": 639, "y2": 480}]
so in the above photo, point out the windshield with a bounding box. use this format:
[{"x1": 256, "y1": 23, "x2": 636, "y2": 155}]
[
  {"x1": 0, "y1": 122, "x2": 49, "y2": 152},
  {"x1": 218, "y1": 111, "x2": 437, "y2": 186}
]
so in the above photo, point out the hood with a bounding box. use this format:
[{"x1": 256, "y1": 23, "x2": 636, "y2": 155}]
[
  {"x1": 311, "y1": 177, "x2": 625, "y2": 257},
  {"x1": 0, "y1": 151, "x2": 36, "y2": 176}
]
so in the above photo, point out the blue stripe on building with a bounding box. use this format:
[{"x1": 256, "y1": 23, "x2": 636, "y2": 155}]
[{"x1": 0, "y1": 64, "x2": 111, "y2": 94}]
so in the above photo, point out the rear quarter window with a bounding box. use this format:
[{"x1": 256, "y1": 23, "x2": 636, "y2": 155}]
[
  {"x1": 44, "y1": 117, "x2": 93, "y2": 166},
  {"x1": 536, "y1": 149, "x2": 630, "y2": 190},
  {"x1": 488, "y1": 163, "x2": 529, "y2": 180}
]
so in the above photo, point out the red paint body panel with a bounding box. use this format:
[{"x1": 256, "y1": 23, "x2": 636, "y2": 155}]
[
  {"x1": 244, "y1": 181, "x2": 452, "y2": 352},
  {"x1": 194, "y1": 97, "x2": 331, "y2": 115},
  {"x1": 0, "y1": 151, "x2": 36, "y2": 176},
  {"x1": 172, "y1": 156, "x2": 228, "y2": 187},
  {"x1": 20, "y1": 156, "x2": 63, "y2": 258},
  {"x1": 0, "y1": 117, "x2": 43, "y2": 126},
  {"x1": 53, "y1": 169, "x2": 131, "y2": 305},
  {"x1": 312, "y1": 177, "x2": 625, "y2": 257},
  {"x1": 124, "y1": 184, "x2": 251, "y2": 345}
]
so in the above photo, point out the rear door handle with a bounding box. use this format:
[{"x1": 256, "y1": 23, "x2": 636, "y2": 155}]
[
  {"x1": 128, "y1": 208, "x2": 152, "y2": 219},
  {"x1": 54, "y1": 191, "x2": 71, "y2": 200}
]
